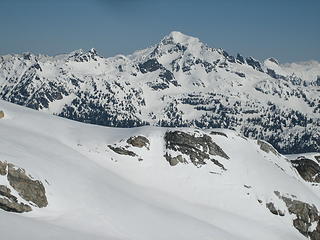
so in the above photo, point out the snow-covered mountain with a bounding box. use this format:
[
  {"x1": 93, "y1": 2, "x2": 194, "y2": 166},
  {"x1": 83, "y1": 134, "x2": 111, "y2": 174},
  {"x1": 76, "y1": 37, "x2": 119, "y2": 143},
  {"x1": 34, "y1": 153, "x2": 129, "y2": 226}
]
[
  {"x1": 0, "y1": 31, "x2": 319, "y2": 154},
  {"x1": 0, "y1": 100, "x2": 320, "y2": 240}
]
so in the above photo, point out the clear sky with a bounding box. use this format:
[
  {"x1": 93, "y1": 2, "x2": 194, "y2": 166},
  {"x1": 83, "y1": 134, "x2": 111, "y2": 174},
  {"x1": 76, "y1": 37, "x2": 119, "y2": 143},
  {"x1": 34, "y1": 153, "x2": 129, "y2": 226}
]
[{"x1": 0, "y1": 0, "x2": 319, "y2": 63}]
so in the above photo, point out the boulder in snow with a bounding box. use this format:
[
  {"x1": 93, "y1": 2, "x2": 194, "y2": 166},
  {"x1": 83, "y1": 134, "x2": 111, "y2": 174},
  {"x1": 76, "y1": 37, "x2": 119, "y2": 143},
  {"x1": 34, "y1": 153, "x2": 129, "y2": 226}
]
[{"x1": 0, "y1": 161, "x2": 48, "y2": 213}]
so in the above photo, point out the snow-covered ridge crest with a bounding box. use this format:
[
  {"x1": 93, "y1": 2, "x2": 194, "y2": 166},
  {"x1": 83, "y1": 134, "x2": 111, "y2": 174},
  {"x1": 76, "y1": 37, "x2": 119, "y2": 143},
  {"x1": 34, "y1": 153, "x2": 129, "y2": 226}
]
[
  {"x1": 161, "y1": 31, "x2": 203, "y2": 48},
  {"x1": 0, "y1": 31, "x2": 319, "y2": 154}
]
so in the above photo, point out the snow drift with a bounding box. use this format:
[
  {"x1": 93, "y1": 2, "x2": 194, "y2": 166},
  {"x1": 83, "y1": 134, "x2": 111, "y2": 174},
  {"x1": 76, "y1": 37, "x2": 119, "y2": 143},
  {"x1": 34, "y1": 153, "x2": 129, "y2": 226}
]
[{"x1": 0, "y1": 100, "x2": 319, "y2": 240}]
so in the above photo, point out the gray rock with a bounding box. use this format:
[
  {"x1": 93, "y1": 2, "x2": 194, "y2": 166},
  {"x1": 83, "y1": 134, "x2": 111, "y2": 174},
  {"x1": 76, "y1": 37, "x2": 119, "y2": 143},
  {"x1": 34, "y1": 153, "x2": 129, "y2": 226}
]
[
  {"x1": 236, "y1": 54, "x2": 245, "y2": 64},
  {"x1": 7, "y1": 164, "x2": 48, "y2": 208},
  {"x1": 292, "y1": 157, "x2": 320, "y2": 183},
  {"x1": 139, "y1": 58, "x2": 162, "y2": 73},
  {"x1": 246, "y1": 57, "x2": 264, "y2": 72},
  {"x1": 164, "y1": 131, "x2": 228, "y2": 168},
  {"x1": 293, "y1": 219, "x2": 309, "y2": 237},
  {"x1": 276, "y1": 192, "x2": 320, "y2": 239},
  {"x1": 0, "y1": 161, "x2": 7, "y2": 175},
  {"x1": 0, "y1": 184, "x2": 32, "y2": 213},
  {"x1": 310, "y1": 222, "x2": 320, "y2": 240},
  {"x1": 164, "y1": 154, "x2": 185, "y2": 166},
  {"x1": 266, "y1": 202, "x2": 280, "y2": 215},
  {"x1": 234, "y1": 72, "x2": 246, "y2": 78},
  {"x1": 0, "y1": 162, "x2": 48, "y2": 213},
  {"x1": 108, "y1": 145, "x2": 137, "y2": 157},
  {"x1": 0, "y1": 197, "x2": 32, "y2": 213},
  {"x1": 127, "y1": 136, "x2": 150, "y2": 149},
  {"x1": 257, "y1": 140, "x2": 279, "y2": 156},
  {"x1": 268, "y1": 58, "x2": 279, "y2": 65},
  {"x1": 0, "y1": 185, "x2": 17, "y2": 202}
]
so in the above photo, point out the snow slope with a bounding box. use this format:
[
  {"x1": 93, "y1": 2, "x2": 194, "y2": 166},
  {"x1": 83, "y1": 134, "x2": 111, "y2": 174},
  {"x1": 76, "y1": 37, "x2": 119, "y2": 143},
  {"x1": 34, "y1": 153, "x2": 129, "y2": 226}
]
[
  {"x1": 0, "y1": 32, "x2": 319, "y2": 154},
  {"x1": 0, "y1": 100, "x2": 319, "y2": 240}
]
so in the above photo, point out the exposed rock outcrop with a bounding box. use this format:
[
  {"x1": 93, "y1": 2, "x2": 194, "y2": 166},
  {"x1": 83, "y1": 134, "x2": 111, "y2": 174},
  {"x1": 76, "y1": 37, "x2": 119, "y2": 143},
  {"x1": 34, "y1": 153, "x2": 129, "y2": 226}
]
[
  {"x1": 0, "y1": 161, "x2": 7, "y2": 175},
  {"x1": 164, "y1": 131, "x2": 229, "y2": 168},
  {"x1": 266, "y1": 202, "x2": 284, "y2": 216},
  {"x1": 0, "y1": 185, "x2": 32, "y2": 213},
  {"x1": 0, "y1": 161, "x2": 48, "y2": 213},
  {"x1": 164, "y1": 154, "x2": 186, "y2": 166},
  {"x1": 126, "y1": 136, "x2": 150, "y2": 149},
  {"x1": 291, "y1": 157, "x2": 320, "y2": 183},
  {"x1": 257, "y1": 140, "x2": 279, "y2": 156},
  {"x1": 275, "y1": 191, "x2": 320, "y2": 239},
  {"x1": 107, "y1": 136, "x2": 151, "y2": 160},
  {"x1": 108, "y1": 145, "x2": 137, "y2": 157},
  {"x1": 7, "y1": 164, "x2": 48, "y2": 208}
]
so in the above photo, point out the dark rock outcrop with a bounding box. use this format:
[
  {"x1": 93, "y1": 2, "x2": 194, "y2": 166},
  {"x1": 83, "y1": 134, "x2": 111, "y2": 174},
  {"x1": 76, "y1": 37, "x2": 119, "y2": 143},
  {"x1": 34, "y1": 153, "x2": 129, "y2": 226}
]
[
  {"x1": 291, "y1": 157, "x2": 320, "y2": 183},
  {"x1": 0, "y1": 161, "x2": 48, "y2": 213},
  {"x1": 268, "y1": 58, "x2": 279, "y2": 65},
  {"x1": 246, "y1": 57, "x2": 264, "y2": 72},
  {"x1": 0, "y1": 185, "x2": 32, "y2": 213},
  {"x1": 0, "y1": 161, "x2": 7, "y2": 175},
  {"x1": 266, "y1": 68, "x2": 286, "y2": 80},
  {"x1": 126, "y1": 136, "x2": 150, "y2": 150},
  {"x1": 164, "y1": 153, "x2": 185, "y2": 166},
  {"x1": 7, "y1": 164, "x2": 48, "y2": 208},
  {"x1": 236, "y1": 54, "x2": 245, "y2": 64},
  {"x1": 266, "y1": 202, "x2": 285, "y2": 216},
  {"x1": 275, "y1": 191, "x2": 320, "y2": 239},
  {"x1": 0, "y1": 185, "x2": 17, "y2": 202},
  {"x1": 257, "y1": 140, "x2": 279, "y2": 156},
  {"x1": 164, "y1": 131, "x2": 229, "y2": 168},
  {"x1": 234, "y1": 72, "x2": 246, "y2": 78},
  {"x1": 108, "y1": 145, "x2": 137, "y2": 157},
  {"x1": 139, "y1": 59, "x2": 162, "y2": 73}
]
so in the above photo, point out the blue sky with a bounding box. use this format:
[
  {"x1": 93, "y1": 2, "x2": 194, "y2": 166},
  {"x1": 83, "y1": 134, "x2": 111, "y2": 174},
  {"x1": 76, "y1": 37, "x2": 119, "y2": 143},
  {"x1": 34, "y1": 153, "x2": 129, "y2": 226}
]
[{"x1": 0, "y1": 0, "x2": 319, "y2": 62}]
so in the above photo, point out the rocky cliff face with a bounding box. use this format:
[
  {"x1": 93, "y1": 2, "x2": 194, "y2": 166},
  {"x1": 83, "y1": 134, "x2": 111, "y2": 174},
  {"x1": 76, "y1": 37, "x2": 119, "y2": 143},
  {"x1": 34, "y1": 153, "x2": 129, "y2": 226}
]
[
  {"x1": 0, "y1": 32, "x2": 319, "y2": 154},
  {"x1": 164, "y1": 131, "x2": 229, "y2": 168},
  {"x1": 275, "y1": 191, "x2": 320, "y2": 240},
  {"x1": 291, "y1": 156, "x2": 320, "y2": 183},
  {"x1": 0, "y1": 161, "x2": 48, "y2": 213}
]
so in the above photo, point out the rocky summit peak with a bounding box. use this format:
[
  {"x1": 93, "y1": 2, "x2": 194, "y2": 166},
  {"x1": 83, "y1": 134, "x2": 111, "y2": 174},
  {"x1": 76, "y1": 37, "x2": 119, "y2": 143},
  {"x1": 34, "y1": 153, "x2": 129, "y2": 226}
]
[
  {"x1": 67, "y1": 48, "x2": 98, "y2": 62},
  {"x1": 69, "y1": 49, "x2": 85, "y2": 56},
  {"x1": 0, "y1": 32, "x2": 319, "y2": 156},
  {"x1": 266, "y1": 57, "x2": 279, "y2": 65},
  {"x1": 89, "y1": 48, "x2": 97, "y2": 55},
  {"x1": 161, "y1": 31, "x2": 202, "y2": 46}
]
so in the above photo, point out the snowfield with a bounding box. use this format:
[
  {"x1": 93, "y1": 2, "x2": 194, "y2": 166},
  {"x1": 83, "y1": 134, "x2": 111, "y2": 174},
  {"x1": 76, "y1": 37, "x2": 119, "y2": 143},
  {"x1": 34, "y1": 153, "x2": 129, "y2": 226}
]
[
  {"x1": 0, "y1": 100, "x2": 319, "y2": 240},
  {"x1": 0, "y1": 31, "x2": 319, "y2": 154}
]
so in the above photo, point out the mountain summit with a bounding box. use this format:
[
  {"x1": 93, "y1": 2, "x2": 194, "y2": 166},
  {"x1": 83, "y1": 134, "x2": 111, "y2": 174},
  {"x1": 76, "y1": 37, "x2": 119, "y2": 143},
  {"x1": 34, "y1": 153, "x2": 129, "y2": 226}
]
[
  {"x1": 161, "y1": 31, "x2": 203, "y2": 48},
  {"x1": 0, "y1": 32, "x2": 319, "y2": 153}
]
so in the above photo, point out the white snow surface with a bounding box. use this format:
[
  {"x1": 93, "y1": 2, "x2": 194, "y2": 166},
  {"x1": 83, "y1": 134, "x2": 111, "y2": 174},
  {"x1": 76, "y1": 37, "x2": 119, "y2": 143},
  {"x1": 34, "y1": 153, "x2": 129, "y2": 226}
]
[
  {"x1": 0, "y1": 31, "x2": 319, "y2": 155},
  {"x1": 0, "y1": 100, "x2": 319, "y2": 240}
]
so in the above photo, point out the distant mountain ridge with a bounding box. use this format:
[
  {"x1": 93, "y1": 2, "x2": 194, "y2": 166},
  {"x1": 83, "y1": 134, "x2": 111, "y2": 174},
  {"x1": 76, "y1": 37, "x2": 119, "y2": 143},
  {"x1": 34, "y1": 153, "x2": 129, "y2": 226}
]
[{"x1": 0, "y1": 31, "x2": 319, "y2": 153}]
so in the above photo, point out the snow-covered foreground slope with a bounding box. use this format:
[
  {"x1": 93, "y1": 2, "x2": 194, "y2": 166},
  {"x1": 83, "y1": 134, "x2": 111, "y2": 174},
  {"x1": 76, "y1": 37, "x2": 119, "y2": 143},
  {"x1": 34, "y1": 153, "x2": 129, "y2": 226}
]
[
  {"x1": 0, "y1": 31, "x2": 319, "y2": 154},
  {"x1": 0, "y1": 101, "x2": 319, "y2": 240}
]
